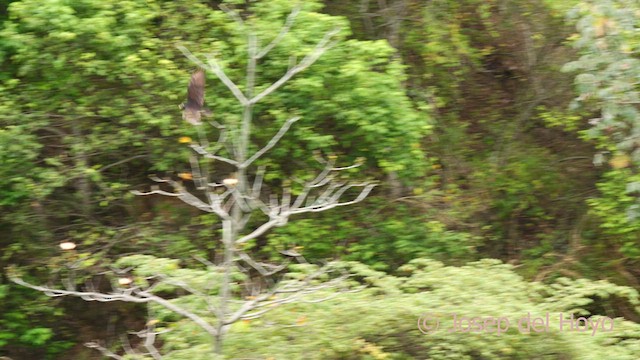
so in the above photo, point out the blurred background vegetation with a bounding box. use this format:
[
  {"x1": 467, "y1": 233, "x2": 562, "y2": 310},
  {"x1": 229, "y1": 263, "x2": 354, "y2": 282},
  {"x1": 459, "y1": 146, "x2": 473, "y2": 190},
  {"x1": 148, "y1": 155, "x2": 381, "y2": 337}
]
[{"x1": 0, "y1": 0, "x2": 639, "y2": 358}]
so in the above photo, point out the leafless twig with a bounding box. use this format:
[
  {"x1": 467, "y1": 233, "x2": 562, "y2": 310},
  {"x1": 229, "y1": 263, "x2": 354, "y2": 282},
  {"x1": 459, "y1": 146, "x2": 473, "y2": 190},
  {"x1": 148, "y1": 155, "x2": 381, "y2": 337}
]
[{"x1": 256, "y1": 6, "x2": 301, "y2": 59}]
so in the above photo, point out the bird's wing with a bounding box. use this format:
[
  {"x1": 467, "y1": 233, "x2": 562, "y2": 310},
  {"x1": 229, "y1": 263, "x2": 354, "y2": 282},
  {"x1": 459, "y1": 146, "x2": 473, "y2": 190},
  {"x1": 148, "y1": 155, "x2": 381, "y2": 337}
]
[{"x1": 186, "y1": 70, "x2": 205, "y2": 108}]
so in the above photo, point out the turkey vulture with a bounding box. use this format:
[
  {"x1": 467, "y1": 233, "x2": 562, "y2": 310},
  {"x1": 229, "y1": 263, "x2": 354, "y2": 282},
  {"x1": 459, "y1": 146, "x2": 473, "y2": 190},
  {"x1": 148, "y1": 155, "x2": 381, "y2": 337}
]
[{"x1": 180, "y1": 70, "x2": 210, "y2": 125}]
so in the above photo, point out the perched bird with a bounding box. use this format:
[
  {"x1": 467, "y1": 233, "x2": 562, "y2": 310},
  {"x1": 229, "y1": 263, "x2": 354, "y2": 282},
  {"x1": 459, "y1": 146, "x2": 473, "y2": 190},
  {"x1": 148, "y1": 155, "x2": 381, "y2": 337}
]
[{"x1": 180, "y1": 70, "x2": 211, "y2": 125}]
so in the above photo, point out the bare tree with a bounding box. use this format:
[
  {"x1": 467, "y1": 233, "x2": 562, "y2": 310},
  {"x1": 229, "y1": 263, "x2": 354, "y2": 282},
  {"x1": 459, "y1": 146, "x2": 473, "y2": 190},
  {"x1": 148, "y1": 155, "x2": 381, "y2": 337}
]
[{"x1": 11, "y1": 4, "x2": 374, "y2": 357}]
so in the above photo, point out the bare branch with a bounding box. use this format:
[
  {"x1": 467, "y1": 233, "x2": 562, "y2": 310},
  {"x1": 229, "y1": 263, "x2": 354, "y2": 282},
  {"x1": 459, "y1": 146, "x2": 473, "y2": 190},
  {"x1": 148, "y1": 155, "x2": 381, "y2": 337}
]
[
  {"x1": 251, "y1": 166, "x2": 266, "y2": 199},
  {"x1": 237, "y1": 250, "x2": 290, "y2": 276},
  {"x1": 291, "y1": 155, "x2": 367, "y2": 209},
  {"x1": 136, "y1": 175, "x2": 233, "y2": 218},
  {"x1": 205, "y1": 54, "x2": 251, "y2": 106},
  {"x1": 292, "y1": 183, "x2": 376, "y2": 214},
  {"x1": 241, "y1": 116, "x2": 300, "y2": 168},
  {"x1": 121, "y1": 334, "x2": 135, "y2": 357},
  {"x1": 226, "y1": 265, "x2": 352, "y2": 323},
  {"x1": 314, "y1": 181, "x2": 346, "y2": 205},
  {"x1": 131, "y1": 189, "x2": 180, "y2": 197},
  {"x1": 330, "y1": 162, "x2": 363, "y2": 171},
  {"x1": 99, "y1": 154, "x2": 147, "y2": 173},
  {"x1": 248, "y1": 195, "x2": 272, "y2": 217},
  {"x1": 155, "y1": 274, "x2": 215, "y2": 308},
  {"x1": 256, "y1": 6, "x2": 301, "y2": 59},
  {"x1": 206, "y1": 123, "x2": 229, "y2": 155},
  {"x1": 269, "y1": 193, "x2": 279, "y2": 211},
  {"x1": 135, "y1": 327, "x2": 165, "y2": 360},
  {"x1": 218, "y1": 3, "x2": 245, "y2": 27},
  {"x1": 250, "y1": 28, "x2": 341, "y2": 104},
  {"x1": 135, "y1": 180, "x2": 215, "y2": 214},
  {"x1": 190, "y1": 143, "x2": 239, "y2": 166},
  {"x1": 176, "y1": 45, "x2": 209, "y2": 69},
  {"x1": 230, "y1": 188, "x2": 252, "y2": 213},
  {"x1": 85, "y1": 341, "x2": 125, "y2": 360},
  {"x1": 236, "y1": 218, "x2": 282, "y2": 244},
  {"x1": 192, "y1": 255, "x2": 216, "y2": 268},
  {"x1": 281, "y1": 186, "x2": 291, "y2": 215},
  {"x1": 190, "y1": 154, "x2": 206, "y2": 190},
  {"x1": 11, "y1": 277, "x2": 219, "y2": 337}
]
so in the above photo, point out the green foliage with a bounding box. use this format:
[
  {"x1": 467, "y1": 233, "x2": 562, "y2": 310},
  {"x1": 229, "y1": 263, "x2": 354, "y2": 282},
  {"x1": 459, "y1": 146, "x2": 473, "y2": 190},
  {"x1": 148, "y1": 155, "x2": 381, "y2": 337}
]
[
  {"x1": 477, "y1": 147, "x2": 566, "y2": 221},
  {"x1": 155, "y1": 259, "x2": 640, "y2": 359},
  {"x1": 564, "y1": 0, "x2": 640, "y2": 156},
  {"x1": 406, "y1": 0, "x2": 486, "y2": 105},
  {"x1": 587, "y1": 170, "x2": 640, "y2": 258},
  {"x1": 537, "y1": 106, "x2": 584, "y2": 132},
  {"x1": 0, "y1": 124, "x2": 62, "y2": 206},
  {"x1": 1, "y1": 1, "x2": 428, "y2": 355},
  {"x1": 563, "y1": 0, "x2": 640, "y2": 256},
  {"x1": 541, "y1": 275, "x2": 640, "y2": 314},
  {"x1": 3, "y1": 0, "x2": 640, "y2": 357},
  {"x1": 215, "y1": 1, "x2": 431, "y2": 180},
  {"x1": 0, "y1": 0, "x2": 429, "y2": 253},
  {"x1": 0, "y1": 283, "x2": 73, "y2": 358},
  {"x1": 115, "y1": 254, "x2": 244, "y2": 296},
  {"x1": 266, "y1": 199, "x2": 478, "y2": 271}
]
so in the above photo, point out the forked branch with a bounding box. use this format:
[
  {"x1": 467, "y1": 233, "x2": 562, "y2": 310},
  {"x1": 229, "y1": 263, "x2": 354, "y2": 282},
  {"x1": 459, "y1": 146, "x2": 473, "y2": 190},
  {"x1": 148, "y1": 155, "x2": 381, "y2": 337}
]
[
  {"x1": 241, "y1": 116, "x2": 300, "y2": 168},
  {"x1": 250, "y1": 27, "x2": 341, "y2": 104}
]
